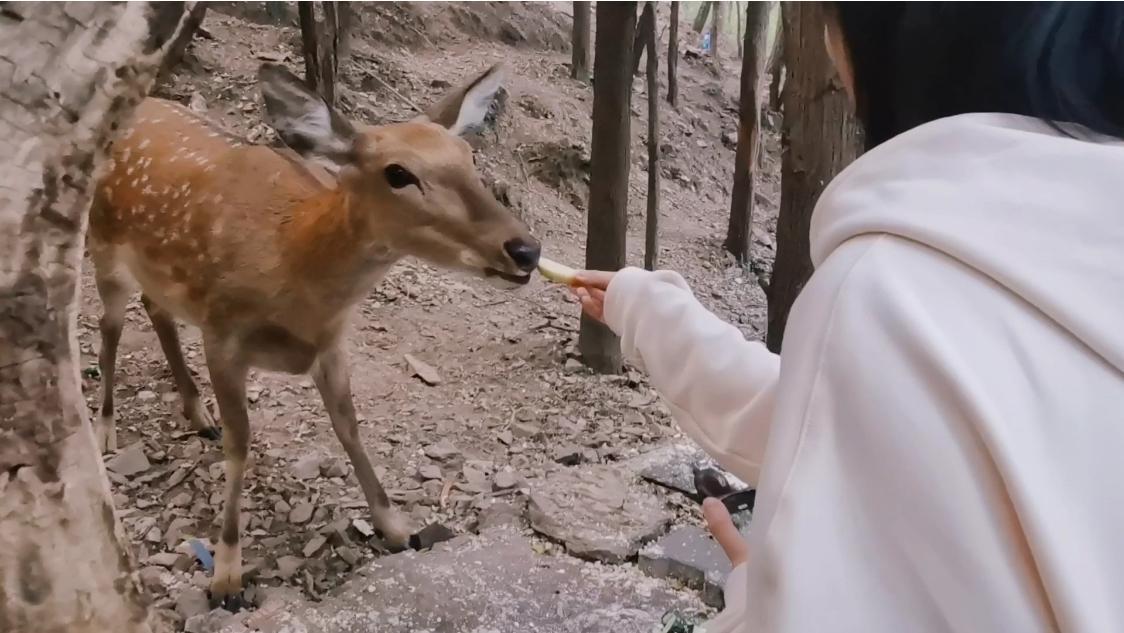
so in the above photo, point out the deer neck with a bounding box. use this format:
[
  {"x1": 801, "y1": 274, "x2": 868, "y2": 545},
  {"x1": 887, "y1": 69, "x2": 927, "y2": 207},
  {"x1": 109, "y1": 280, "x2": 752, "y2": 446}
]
[{"x1": 282, "y1": 187, "x2": 401, "y2": 314}]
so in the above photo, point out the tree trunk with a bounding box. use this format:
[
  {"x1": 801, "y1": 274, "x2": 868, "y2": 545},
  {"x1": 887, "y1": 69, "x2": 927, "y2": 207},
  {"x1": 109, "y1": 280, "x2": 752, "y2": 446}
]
[
  {"x1": 723, "y1": 1, "x2": 769, "y2": 264},
  {"x1": 632, "y1": 1, "x2": 655, "y2": 76},
  {"x1": 693, "y1": 1, "x2": 711, "y2": 33},
  {"x1": 667, "y1": 1, "x2": 680, "y2": 107},
  {"x1": 711, "y1": 1, "x2": 721, "y2": 60},
  {"x1": 580, "y1": 2, "x2": 636, "y2": 374},
  {"x1": 766, "y1": 2, "x2": 862, "y2": 352},
  {"x1": 266, "y1": 1, "x2": 289, "y2": 24},
  {"x1": 767, "y1": 2, "x2": 784, "y2": 112},
  {"x1": 158, "y1": 2, "x2": 208, "y2": 80},
  {"x1": 737, "y1": 1, "x2": 744, "y2": 59},
  {"x1": 319, "y1": 1, "x2": 340, "y2": 106},
  {"x1": 299, "y1": 1, "x2": 340, "y2": 105},
  {"x1": 644, "y1": 2, "x2": 660, "y2": 271},
  {"x1": 0, "y1": 4, "x2": 193, "y2": 631},
  {"x1": 338, "y1": 2, "x2": 354, "y2": 61},
  {"x1": 571, "y1": 1, "x2": 591, "y2": 82},
  {"x1": 299, "y1": 2, "x2": 321, "y2": 92}
]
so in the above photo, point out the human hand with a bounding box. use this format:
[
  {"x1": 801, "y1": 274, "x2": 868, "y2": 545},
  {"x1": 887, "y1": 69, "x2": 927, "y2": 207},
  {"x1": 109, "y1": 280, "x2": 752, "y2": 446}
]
[
  {"x1": 570, "y1": 270, "x2": 615, "y2": 324},
  {"x1": 702, "y1": 497, "x2": 749, "y2": 566}
]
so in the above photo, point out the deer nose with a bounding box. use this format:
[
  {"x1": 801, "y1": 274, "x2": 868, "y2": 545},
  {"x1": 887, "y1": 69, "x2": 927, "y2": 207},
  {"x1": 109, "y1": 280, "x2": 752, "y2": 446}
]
[{"x1": 503, "y1": 238, "x2": 541, "y2": 272}]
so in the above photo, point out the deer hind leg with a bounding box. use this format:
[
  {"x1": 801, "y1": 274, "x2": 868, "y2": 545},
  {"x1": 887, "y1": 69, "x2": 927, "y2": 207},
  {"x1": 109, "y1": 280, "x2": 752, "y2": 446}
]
[
  {"x1": 92, "y1": 250, "x2": 129, "y2": 453},
  {"x1": 141, "y1": 294, "x2": 220, "y2": 440},
  {"x1": 203, "y1": 338, "x2": 250, "y2": 607},
  {"x1": 313, "y1": 344, "x2": 410, "y2": 551}
]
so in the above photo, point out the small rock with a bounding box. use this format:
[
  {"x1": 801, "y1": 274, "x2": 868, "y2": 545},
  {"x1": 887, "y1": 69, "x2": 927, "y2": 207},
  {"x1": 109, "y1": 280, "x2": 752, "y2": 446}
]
[
  {"x1": 289, "y1": 502, "x2": 314, "y2": 524},
  {"x1": 497, "y1": 430, "x2": 514, "y2": 446},
  {"x1": 136, "y1": 389, "x2": 158, "y2": 402},
  {"x1": 492, "y1": 471, "x2": 519, "y2": 491},
  {"x1": 169, "y1": 492, "x2": 193, "y2": 507},
  {"x1": 404, "y1": 353, "x2": 442, "y2": 385},
  {"x1": 721, "y1": 130, "x2": 737, "y2": 148},
  {"x1": 174, "y1": 586, "x2": 210, "y2": 621},
  {"x1": 184, "y1": 608, "x2": 234, "y2": 633},
  {"x1": 424, "y1": 440, "x2": 459, "y2": 461},
  {"x1": 552, "y1": 444, "x2": 583, "y2": 466},
  {"x1": 351, "y1": 518, "x2": 374, "y2": 538},
  {"x1": 166, "y1": 467, "x2": 189, "y2": 489},
  {"x1": 146, "y1": 551, "x2": 182, "y2": 568},
  {"x1": 291, "y1": 455, "x2": 323, "y2": 480},
  {"x1": 476, "y1": 501, "x2": 524, "y2": 531},
  {"x1": 418, "y1": 464, "x2": 443, "y2": 480},
  {"x1": 321, "y1": 457, "x2": 349, "y2": 479},
  {"x1": 563, "y1": 358, "x2": 584, "y2": 373},
  {"x1": 275, "y1": 555, "x2": 304, "y2": 579},
  {"x1": 303, "y1": 535, "x2": 328, "y2": 557},
  {"x1": 409, "y1": 523, "x2": 457, "y2": 550},
  {"x1": 188, "y1": 92, "x2": 208, "y2": 114},
  {"x1": 105, "y1": 442, "x2": 151, "y2": 477},
  {"x1": 165, "y1": 517, "x2": 194, "y2": 549},
  {"x1": 139, "y1": 566, "x2": 168, "y2": 593},
  {"x1": 336, "y1": 546, "x2": 360, "y2": 566},
  {"x1": 512, "y1": 422, "x2": 542, "y2": 439},
  {"x1": 639, "y1": 524, "x2": 752, "y2": 608}
]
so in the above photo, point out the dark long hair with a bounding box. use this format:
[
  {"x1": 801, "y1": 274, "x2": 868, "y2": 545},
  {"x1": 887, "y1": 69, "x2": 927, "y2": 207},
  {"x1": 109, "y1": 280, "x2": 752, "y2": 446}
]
[{"x1": 827, "y1": 2, "x2": 1124, "y2": 147}]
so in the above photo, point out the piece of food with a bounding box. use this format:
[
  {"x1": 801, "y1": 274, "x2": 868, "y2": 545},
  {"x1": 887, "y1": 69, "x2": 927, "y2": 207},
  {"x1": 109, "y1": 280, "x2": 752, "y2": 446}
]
[{"x1": 537, "y1": 256, "x2": 578, "y2": 285}]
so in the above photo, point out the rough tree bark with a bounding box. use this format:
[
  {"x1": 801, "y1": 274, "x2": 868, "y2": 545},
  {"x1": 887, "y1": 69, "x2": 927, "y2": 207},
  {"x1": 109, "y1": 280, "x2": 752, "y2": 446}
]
[
  {"x1": 580, "y1": 1, "x2": 636, "y2": 373},
  {"x1": 667, "y1": 1, "x2": 680, "y2": 107},
  {"x1": 723, "y1": 1, "x2": 769, "y2": 264},
  {"x1": 711, "y1": 1, "x2": 722, "y2": 60},
  {"x1": 158, "y1": 2, "x2": 208, "y2": 80},
  {"x1": 737, "y1": 1, "x2": 744, "y2": 59},
  {"x1": 767, "y1": 3, "x2": 784, "y2": 112},
  {"x1": 766, "y1": 2, "x2": 862, "y2": 352},
  {"x1": 693, "y1": 2, "x2": 712, "y2": 33},
  {"x1": 631, "y1": 2, "x2": 655, "y2": 76},
  {"x1": 0, "y1": 5, "x2": 193, "y2": 631},
  {"x1": 644, "y1": 2, "x2": 660, "y2": 271},
  {"x1": 571, "y1": 1, "x2": 591, "y2": 82},
  {"x1": 299, "y1": 1, "x2": 340, "y2": 106}
]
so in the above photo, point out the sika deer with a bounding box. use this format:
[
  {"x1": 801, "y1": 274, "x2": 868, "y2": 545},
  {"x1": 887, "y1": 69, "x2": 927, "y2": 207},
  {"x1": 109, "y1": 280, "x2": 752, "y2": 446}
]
[{"x1": 88, "y1": 63, "x2": 539, "y2": 605}]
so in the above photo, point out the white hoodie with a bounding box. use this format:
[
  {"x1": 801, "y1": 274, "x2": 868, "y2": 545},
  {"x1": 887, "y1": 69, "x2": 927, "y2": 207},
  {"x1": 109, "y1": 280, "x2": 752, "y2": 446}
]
[{"x1": 604, "y1": 113, "x2": 1124, "y2": 633}]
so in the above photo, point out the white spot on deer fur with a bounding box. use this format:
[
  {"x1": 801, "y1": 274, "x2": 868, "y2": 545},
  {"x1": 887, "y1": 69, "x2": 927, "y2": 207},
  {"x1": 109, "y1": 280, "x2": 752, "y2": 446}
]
[
  {"x1": 126, "y1": 166, "x2": 135, "y2": 175},
  {"x1": 142, "y1": 185, "x2": 154, "y2": 196},
  {"x1": 212, "y1": 194, "x2": 223, "y2": 205},
  {"x1": 138, "y1": 139, "x2": 151, "y2": 150},
  {"x1": 131, "y1": 178, "x2": 140, "y2": 187},
  {"x1": 121, "y1": 148, "x2": 132, "y2": 162}
]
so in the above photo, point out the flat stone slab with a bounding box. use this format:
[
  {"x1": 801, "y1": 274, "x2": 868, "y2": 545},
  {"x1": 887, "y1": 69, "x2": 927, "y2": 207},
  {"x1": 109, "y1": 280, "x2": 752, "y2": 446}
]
[
  {"x1": 638, "y1": 524, "x2": 752, "y2": 609},
  {"x1": 527, "y1": 465, "x2": 673, "y2": 563},
  {"x1": 246, "y1": 527, "x2": 709, "y2": 633},
  {"x1": 636, "y1": 443, "x2": 748, "y2": 499}
]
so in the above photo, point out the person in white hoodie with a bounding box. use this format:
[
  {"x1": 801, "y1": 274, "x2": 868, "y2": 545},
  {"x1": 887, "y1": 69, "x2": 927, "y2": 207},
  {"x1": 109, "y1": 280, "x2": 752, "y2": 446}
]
[{"x1": 572, "y1": 3, "x2": 1124, "y2": 632}]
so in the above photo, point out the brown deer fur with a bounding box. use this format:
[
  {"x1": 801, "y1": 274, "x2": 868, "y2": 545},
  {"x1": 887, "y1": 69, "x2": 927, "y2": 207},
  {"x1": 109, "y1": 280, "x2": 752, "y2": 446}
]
[{"x1": 88, "y1": 63, "x2": 538, "y2": 604}]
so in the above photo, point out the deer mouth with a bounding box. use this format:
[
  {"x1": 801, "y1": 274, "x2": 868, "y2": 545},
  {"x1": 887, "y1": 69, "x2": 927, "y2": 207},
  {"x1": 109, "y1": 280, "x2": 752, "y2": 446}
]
[{"x1": 484, "y1": 268, "x2": 532, "y2": 285}]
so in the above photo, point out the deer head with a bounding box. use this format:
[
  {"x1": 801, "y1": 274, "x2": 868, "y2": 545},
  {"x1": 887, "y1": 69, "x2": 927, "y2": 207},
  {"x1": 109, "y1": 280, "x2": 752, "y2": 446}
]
[{"x1": 258, "y1": 63, "x2": 540, "y2": 285}]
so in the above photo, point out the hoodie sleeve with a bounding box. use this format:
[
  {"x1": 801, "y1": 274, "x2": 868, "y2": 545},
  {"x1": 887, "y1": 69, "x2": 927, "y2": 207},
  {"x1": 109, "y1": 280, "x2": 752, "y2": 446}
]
[{"x1": 603, "y1": 267, "x2": 778, "y2": 486}]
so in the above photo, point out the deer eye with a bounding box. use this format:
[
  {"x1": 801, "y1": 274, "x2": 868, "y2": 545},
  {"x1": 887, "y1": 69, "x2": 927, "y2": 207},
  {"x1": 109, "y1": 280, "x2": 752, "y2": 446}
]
[{"x1": 384, "y1": 164, "x2": 419, "y2": 190}]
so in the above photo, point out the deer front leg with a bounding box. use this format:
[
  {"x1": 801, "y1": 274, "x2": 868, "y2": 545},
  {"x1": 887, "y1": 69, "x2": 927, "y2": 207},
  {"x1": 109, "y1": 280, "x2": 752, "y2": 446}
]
[
  {"x1": 312, "y1": 344, "x2": 410, "y2": 551},
  {"x1": 203, "y1": 340, "x2": 250, "y2": 607}
]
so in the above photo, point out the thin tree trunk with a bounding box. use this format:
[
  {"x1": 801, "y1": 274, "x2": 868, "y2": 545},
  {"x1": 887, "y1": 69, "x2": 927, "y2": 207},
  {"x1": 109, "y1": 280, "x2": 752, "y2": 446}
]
[
  {"x1": 737, "y1": 1, "x2": 744, "y2": 59},
  {"x1": 0, "y1": 4, "x2": 193, "y2": 631},
  {"x1": 724, "y1": 1, "x2": 769, "y2": 264},
  {"x1": 319, "y1": 1, "x2": 340, "y2": 106},
  {"x1": 266, "y1": 1, "x2": 289, "y2": 24},
  {"x1": 299, "y1": 2, "x2": 321, "y2": 92},
  {"x1": 767, "y1": 2, "x2": 862, "y2": 352},
  {"x1": 767, "y1": 2, "x2": 784, "y2": 112},
  {"x1": 580, "y1": 2, "x2": 637, "y2": 374},
  {"x1": 338, "y1": 2, "x2": 354, "y2": 61},
  {"x1": 632, "y1": 2, "x2": 655, "y2": 76},
  {"x1": 571, "y1": 1, "x2": 592, "y2": 81},
  {"x1": 158, "y1": 2, "x2": 208, "y2": 80},
  {"x1": 668, "y1": 1, "x2": 680, "y2": 107},
  {"x1": 693, "y1": 1, "x2": 712, "y2": 33},
  {"x1": 711, "y1": 1, "x2": 722, "y2": 60},
  {"x1": 644, "y1": 2, "x2": 660, "y2": 271}
]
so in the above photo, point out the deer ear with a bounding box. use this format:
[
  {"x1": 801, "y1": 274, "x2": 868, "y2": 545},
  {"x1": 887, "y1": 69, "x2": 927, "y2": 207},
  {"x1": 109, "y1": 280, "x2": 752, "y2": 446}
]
[
  {"x1": 258, "y1": 63, "x2": 357, "y2": 172},
  {"x1": 423, "y1": 63, "x2": 505, "y2": 137}
]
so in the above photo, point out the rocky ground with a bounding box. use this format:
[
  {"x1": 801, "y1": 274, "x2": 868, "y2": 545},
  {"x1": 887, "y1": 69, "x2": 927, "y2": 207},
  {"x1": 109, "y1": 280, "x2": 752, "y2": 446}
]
[{"x1": 79, "y1": 3, "x2": 782, "y2": 631}]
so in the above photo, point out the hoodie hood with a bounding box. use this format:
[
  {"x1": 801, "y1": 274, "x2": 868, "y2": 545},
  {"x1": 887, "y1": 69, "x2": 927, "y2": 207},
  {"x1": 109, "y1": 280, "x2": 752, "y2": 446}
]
[{"x1": 811, "y1": 113, "x2": 1124, "y2": 372}]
